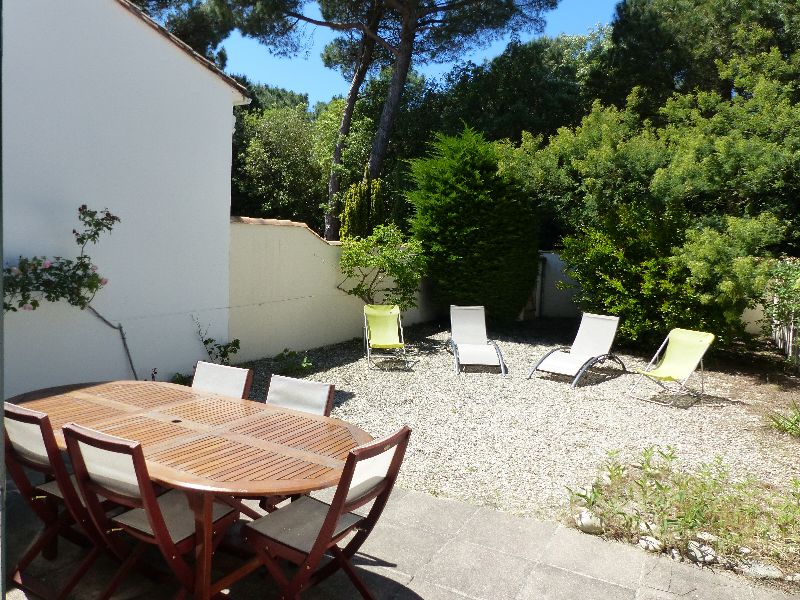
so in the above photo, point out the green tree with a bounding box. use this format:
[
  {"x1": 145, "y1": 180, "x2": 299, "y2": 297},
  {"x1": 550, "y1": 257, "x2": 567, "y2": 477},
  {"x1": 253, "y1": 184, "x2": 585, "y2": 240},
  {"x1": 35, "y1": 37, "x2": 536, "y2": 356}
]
[
  {"x1": 235, "y1": 106, "x2": 325, "y2": 229},
  {"x1": 408, "y1": 127, "x2": 539, "y2": 321},
  {"x1": 338, "y1": 224, "x2": 426, "y2": 309}
]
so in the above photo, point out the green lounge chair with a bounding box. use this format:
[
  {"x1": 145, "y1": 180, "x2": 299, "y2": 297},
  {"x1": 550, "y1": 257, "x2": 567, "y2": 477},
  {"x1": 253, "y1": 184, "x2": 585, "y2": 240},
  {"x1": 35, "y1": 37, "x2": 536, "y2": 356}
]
[
  {"x1": 629, "y1": 328, "x2": 715, "y2": 399},
  {"x1": 363, "y1": 304, "x2": 407, "y2": 368}
]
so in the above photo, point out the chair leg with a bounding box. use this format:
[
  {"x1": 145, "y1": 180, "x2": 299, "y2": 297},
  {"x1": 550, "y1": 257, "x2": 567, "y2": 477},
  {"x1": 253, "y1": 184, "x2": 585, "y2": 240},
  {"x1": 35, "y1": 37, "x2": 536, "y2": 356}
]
[
  {"x1": 98, "y1": 541, "x2": 147, "y2": 600},
  {"x1": 54, "y1": 546, "x2": 102, "y2": 600},
  {"x1": 332, "y1": 546, "x2": 375, "y2": 600}
]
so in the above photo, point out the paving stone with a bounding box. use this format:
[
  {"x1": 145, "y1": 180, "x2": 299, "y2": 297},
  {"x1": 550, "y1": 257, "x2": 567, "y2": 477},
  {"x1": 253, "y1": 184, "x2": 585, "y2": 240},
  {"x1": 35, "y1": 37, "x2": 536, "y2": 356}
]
[
  {"x1": 540, "y1": 526, "x2": 645, "y2": 590},
  {"x1": 400, "y1": 578, "x2": 474, "y2": 599},
  {"x1": 416, "y1": 538, "x2": 535, "y2": 600},
  {"x1": 380, "y1": 490, "x2": 479, "y2": 537},
  {"x1": 358, "y1": 521, "x2": 447, "y2": 577},
  {"x1": 641, "y1": 554, "x2": 758, "y2": 600},
  {"x1": 517, "y1": 564, "x2": 636, "y2": 600},
  {"x1": 457, "y1": 506, "x2": 558, "y2": 562}
]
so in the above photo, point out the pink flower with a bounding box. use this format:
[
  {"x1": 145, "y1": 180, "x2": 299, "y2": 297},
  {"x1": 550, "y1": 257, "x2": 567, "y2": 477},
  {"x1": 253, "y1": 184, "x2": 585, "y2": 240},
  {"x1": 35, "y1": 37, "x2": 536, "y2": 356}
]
[
  {"x1": 42, "y1": 260, "x2": 52, "y2": 269},
  {"x1": 22, "y1": 304, "x2": 33, "y2": 311},
  {"x1": 90, "y1": 265, "x2": 98, "y2": 272},
  {"x1": 100, "y1": 277, "x2": 109, "y2": 285}
]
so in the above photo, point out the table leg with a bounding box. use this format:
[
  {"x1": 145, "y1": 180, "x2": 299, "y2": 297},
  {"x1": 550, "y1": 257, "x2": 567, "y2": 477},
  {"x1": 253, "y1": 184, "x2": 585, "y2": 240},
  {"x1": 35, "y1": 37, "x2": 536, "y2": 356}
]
[{"x1": 186, "y1": 491, "x2": 213, "y2": 600}]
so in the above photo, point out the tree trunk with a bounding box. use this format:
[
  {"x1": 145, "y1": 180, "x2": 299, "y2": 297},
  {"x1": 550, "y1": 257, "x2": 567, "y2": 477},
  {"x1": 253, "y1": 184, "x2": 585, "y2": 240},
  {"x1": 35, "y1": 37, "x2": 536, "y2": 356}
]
[
  {"x1": 324, "y1": 35, "x2": 376, "y2": 241},
  {"x1": 367, "y1": 13, "x2": 415, "y2": 180}
]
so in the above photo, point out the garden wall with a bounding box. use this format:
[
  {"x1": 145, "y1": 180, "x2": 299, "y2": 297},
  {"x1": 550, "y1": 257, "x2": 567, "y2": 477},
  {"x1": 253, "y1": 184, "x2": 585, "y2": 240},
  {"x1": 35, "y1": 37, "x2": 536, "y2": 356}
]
[{"x1": 229, "y1": 217, "x2": 437, "y2": 362}]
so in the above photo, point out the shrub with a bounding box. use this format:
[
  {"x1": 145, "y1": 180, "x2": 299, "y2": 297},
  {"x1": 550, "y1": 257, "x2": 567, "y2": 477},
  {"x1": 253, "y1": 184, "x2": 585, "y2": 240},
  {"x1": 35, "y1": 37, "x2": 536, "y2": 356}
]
[
  {"x1": 338, "y1": 224, "x2": 426, "y2": 309},
  {"x1": 407, "y1": 127, "x2": 539, "y2": 321},
  {"x1": 769, "y1": 403, "x2": 800, "y2": 437},
  {"x1": 339, "y1": 178, "x2": 388, "y2": 239}
]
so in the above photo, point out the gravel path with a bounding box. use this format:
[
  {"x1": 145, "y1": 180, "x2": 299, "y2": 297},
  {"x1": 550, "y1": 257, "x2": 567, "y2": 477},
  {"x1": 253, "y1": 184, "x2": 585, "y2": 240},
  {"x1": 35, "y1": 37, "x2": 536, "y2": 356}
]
[{"x1": 244, "y1": 320, "x2": 800, "y2": 521}]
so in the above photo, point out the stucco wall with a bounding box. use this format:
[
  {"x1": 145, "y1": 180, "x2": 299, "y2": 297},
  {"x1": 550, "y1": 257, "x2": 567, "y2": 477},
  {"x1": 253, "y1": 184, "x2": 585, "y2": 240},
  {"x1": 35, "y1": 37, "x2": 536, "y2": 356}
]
[
  {"x1": 3, "y1": 0, "x2": 243, "y2": 397},
  {"x1": 229, "y1": 218, "x2": 435, "y2": 362}
]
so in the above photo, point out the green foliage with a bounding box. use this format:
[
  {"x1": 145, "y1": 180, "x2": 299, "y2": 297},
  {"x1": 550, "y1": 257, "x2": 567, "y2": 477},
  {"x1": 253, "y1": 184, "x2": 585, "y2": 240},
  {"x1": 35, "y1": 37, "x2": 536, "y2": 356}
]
[
  {"x1": 234, "y1": 106, "x2": 325, "y2": 230},
  {"x1": 570, "y1": 447, "x2": 800, "y2": 574},
  {"x1": 193, "y1": 316, "x2": 240, "y2": 366},
  {"x1": 273, "y1": 348, "x2": 313, "y2": 376},
  {"x1": 408, "y1": 127, "x2": 539, "y2": 321},
  {"x1": 769, "y1": 403, "x2": 800, "y2": 438},
  {"x1": 339, "y1": 178, "x2": 388, "y2": 240},
  {"x1": 671, "y1": 213, "x2": 785, "y2": 336},
  {"x1": 429, "y1": 33, "x2": 604, "y2": 142},
  {"x1": 3, "y1": 205, "x2": 119, "y2": 312},
  {"x1": 338, "y1": 224, "x2": 426, "y2": 309}
]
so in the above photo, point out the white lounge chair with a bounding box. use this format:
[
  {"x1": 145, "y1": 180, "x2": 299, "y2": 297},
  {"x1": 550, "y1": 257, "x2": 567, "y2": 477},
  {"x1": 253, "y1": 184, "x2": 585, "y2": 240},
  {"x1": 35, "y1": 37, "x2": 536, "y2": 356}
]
[
  {"x1": 527, "y1": 313, "x2": 625, "y2": 388},
  {"x1": 449, "y1": 305, "x2": 507, "y2": 375}
]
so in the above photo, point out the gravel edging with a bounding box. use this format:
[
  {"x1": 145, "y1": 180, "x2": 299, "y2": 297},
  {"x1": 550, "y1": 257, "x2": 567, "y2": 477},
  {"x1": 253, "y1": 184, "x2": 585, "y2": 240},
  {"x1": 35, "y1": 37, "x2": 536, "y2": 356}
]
[{"x1": 243, "y1": 321, "x2": 800, "y2": 520}]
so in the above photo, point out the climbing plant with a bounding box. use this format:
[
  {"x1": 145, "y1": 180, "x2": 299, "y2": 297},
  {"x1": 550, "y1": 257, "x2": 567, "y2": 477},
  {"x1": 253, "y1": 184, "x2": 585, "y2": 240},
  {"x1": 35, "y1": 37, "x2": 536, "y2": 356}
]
[{"x1": 3, "y1": 205, "x2": 119, "y2": 311}]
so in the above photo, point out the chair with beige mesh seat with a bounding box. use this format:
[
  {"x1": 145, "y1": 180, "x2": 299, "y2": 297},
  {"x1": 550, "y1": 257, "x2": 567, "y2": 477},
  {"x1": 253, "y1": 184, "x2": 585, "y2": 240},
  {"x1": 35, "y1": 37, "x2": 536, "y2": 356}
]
[
  {"x1": 449, "y1": 305, "x2": 507, "y2": 375},
  {"x1": 241, "y1": 426, "x2": 412, "y2": 599},
  {"x1": 265, "y1": 374, "x2": 335, "y2": 416},
  {"x1": 192, "y1": 360, "x2": 253, "y2": 399},
  {"x1": 4, "y1": 403, "x2": 108, "y2": 600},
  {"x1": 63, "y1": 422, "x2": 239, "y2": 599},
  {"x1": 258, "y1": 374, "x2": 336, "y2": 512},
  {"x1": 527, "y1": 313, "x2": 626, "y2": 388}
]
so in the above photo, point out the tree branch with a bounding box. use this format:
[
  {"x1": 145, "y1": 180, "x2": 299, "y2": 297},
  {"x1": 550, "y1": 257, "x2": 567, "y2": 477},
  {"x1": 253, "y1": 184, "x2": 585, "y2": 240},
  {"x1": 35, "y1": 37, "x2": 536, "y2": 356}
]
[{"x1": 284, "y1": 10, "x2": 398, "y2": 57}]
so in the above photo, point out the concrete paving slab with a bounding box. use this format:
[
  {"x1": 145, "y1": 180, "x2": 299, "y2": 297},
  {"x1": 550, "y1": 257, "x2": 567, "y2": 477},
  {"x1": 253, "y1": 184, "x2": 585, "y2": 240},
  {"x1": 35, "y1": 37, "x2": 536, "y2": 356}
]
[
  {"x1": 380, "y1": 490, "x2": 479, "y2": 537},
  {"x1": 416, "y1": 538, "x2": 535, "y2": 600},
  {"x1": 358, "y1": 520, "x2": 446, "y2": 576},
  {"x1": 517, "y1": 563, "x2": 637, "y2": 600},
  {"x1": 457, "y1": 506, "x2": 558, "y2": 562},
  {"x1": 540, "y1": 526, "x2": 646, "y2": 590},
  {"x1": 640, "y1": 554, "x2": 758, "y2": 600}
]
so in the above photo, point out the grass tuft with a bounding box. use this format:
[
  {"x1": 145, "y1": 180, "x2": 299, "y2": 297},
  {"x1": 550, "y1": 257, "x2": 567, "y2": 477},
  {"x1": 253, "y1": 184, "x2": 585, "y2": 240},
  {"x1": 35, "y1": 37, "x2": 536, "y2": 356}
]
[
  {"x1": 769, "y1": 402, "x2": 800, "y2": 438},
  {"x1": 569, "y1": 447, "x2": 800, "y2": 574}
]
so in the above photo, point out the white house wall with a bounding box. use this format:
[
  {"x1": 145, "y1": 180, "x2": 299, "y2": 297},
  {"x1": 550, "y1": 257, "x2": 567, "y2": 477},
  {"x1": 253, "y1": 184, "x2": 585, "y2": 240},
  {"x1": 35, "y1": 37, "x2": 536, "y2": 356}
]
[{"x1": 3, "y1": 0, "x2": 240, "y2": 396}]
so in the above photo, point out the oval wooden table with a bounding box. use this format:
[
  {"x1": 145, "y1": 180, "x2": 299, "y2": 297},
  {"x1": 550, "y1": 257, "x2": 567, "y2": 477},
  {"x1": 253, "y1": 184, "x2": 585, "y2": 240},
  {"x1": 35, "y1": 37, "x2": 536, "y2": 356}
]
[{"x1": 11, "y1": 380, "x2": 373, "y2": 599}]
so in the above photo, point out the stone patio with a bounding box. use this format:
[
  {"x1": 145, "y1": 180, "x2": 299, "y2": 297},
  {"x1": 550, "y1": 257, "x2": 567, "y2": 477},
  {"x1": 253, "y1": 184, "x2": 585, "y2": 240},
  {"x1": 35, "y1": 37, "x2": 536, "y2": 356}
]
[{"x1": 5, "y1": 486, "x2": 796, "y2": 599}]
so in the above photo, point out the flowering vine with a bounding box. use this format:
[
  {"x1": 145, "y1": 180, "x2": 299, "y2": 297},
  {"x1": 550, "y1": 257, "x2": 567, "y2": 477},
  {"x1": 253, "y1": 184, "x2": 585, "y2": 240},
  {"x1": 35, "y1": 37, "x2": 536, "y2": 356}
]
[{"x1": 3, "y1": 205, "x2": 119, "y2": 312}]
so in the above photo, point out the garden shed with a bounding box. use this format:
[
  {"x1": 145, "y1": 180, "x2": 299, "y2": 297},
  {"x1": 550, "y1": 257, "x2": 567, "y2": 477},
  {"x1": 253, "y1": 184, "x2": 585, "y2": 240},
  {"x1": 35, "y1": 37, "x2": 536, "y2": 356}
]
[{"x1": 2, "y1": 0, "x2": 249, "y2": 397}]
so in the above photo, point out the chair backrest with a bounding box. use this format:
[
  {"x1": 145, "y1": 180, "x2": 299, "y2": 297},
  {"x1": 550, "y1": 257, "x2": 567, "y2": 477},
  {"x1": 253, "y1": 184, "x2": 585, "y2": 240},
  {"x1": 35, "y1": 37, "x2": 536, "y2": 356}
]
[
  {"x1": 4, "y1": 403, "x2": 87, "y2": 516},
  {"x1": 63, "y1": 422, "x2": 178, "y2": 553},
  {"x1": 315, "y1": 427, "x2": 411, "y2": 554},
  {"x1": 570, "y1": 313, "x2": 620, "y2": 358},
  {"x1": 266, "y1": 374, "x2": 334, "y2": 416},
  {"x1": 450, "y1": 305, "x2": 489, "y2": 345},
  {"x1": 192, "y1": 361, "x2": 254, "y2": 399},
  {"x1": 364, "y1": 304, "x2": 402, "y2": 347},
  {"x1": 658, "y1": 328, "x2": 716, "y2": 380}
]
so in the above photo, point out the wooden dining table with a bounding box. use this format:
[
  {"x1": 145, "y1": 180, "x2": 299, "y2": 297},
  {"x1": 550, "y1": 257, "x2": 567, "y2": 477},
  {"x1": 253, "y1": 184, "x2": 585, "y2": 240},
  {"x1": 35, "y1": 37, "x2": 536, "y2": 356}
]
[{"x1": 10, "y1": 380, "x2": 373, "y2": 599}]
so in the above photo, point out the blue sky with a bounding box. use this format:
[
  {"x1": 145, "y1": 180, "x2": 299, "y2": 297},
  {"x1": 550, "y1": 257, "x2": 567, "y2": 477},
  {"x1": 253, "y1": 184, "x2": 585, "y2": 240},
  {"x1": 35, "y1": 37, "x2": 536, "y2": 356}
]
[{"x1": 221, "y1": 0, "x2": 620, "y2": 105}]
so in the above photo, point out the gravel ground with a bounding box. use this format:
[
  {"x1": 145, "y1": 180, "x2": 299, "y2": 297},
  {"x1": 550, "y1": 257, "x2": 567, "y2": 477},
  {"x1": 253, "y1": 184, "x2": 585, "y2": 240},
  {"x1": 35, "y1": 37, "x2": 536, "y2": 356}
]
[{"x1": 243, "y1": 319, "x2": 800, "y2": 521}]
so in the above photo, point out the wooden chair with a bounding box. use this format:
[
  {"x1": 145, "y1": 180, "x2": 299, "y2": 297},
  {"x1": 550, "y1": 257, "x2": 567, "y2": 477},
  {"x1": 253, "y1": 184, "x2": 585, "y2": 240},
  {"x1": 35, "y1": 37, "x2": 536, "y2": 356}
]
[
  {"x1": 192, "y1": 360, "x2": 253, "y2": 399},
  {"x1": 265, "y1": 374, "x2": 335, "y2": 416},
  {"x1": 258, "y1": 375, "x2": 335, "y2": 512},
  {"x1": 4, "y1": 403, "x2": 107, "y2": 600},
  {"x1": 242, "y1": 426, "x2": 412, "y2": 599},
  {"x1": 63, "y1": 422, "x2": 239, "y2": 599}
]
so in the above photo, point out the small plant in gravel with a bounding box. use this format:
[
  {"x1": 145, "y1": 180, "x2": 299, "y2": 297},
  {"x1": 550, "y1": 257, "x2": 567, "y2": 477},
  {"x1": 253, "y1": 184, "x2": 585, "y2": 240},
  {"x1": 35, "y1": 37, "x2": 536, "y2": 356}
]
[
  {"x1": 569, "y1": 447, "x2": 800, "y2": 576},
  {"x1": 273, "y1": 348, "x2": 313, "y2": 375},
  {"x1": 193, "y1": 315, "x2": 240, "y2": 365},
  {"x1": 769, "y1": 402, "x2": 800, "y2": 438}
]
